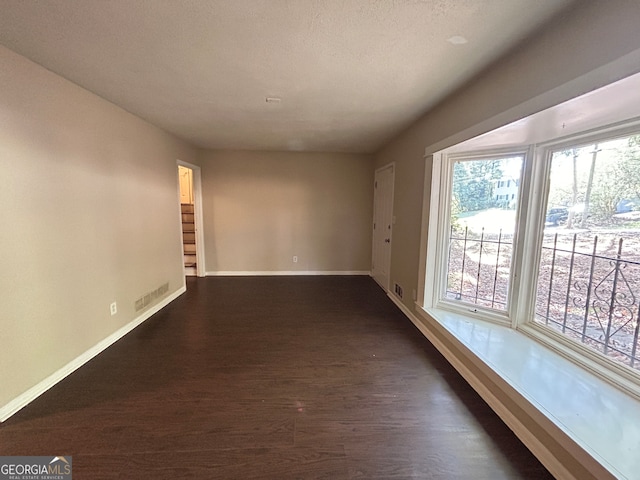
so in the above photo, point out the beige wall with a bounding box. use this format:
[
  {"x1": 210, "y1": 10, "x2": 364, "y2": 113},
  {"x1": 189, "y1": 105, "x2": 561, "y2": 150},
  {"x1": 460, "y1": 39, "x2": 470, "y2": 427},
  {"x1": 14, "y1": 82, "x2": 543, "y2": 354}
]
[
  {"x1": 0, "y1": 45, "x2": 198, "y2": 410},
  {"x1": 5, "y1": 0, "x2": 639, "y2": 421},
  {"x1": 199, "y1": 150, "x2": 374, "y2": 273},
  {"x1": 375, "y1": 0, "x2": 640, "y2": 316}
]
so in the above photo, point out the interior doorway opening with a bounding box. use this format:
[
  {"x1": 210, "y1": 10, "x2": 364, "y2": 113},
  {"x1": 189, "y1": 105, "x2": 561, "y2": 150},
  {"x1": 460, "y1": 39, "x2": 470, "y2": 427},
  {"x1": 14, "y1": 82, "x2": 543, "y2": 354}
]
[{"x1": 177, "y1": 162, "x2": 205, "y2": 277}]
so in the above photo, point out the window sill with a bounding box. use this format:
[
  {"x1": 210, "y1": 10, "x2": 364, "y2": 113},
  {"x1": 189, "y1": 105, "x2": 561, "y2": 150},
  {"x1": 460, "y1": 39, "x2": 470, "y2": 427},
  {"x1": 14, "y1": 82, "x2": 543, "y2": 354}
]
[{"x1": 405, "y1": 302, "x2": 640, "y2": 480}]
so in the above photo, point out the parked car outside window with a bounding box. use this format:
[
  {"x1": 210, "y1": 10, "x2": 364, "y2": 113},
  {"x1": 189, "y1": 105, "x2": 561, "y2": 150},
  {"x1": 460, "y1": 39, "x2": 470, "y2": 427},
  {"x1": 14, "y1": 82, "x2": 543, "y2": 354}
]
[{"x1": 545, "y1": 207, "x2": 569, "y2": 225}]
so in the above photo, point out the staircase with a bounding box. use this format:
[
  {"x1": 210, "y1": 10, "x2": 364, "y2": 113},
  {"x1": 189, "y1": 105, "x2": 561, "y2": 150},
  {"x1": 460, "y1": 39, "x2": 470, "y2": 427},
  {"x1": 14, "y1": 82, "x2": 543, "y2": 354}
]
[{"x1": 181, "y1": 204, "x2": 197, "y2": 274}]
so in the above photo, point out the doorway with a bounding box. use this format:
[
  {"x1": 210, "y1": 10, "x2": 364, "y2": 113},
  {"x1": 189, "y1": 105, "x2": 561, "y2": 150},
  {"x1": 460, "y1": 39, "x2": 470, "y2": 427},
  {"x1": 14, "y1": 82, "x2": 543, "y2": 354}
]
[
  {"x1": 372, "y1": 164, "x2": 394, "y2": 291},
  {"x1": 177, "y1": 161, "x2": 205, "y2": 277}
]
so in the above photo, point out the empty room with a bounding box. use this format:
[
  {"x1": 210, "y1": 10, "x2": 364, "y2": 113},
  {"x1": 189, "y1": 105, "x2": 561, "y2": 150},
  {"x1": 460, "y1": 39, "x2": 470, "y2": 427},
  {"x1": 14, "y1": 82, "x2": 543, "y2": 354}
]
[{"x1": 2, "y1": 1, "x2": 640, "y2": 479}]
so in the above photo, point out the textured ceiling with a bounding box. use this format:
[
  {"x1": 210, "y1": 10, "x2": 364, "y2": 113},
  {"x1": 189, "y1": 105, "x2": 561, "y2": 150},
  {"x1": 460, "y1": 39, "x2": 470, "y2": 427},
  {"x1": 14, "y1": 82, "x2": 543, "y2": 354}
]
[{"x1": 0, "y1": 0, "x2": 574, "y2": 153}]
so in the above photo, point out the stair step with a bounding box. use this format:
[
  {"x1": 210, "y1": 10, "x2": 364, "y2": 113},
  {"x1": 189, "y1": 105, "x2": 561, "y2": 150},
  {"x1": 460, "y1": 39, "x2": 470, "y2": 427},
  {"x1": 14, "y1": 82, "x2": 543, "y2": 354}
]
[
  {"x1": 183, "y1": 232, "x2": 196, "y2": 243},
  {"x1": 184, "y1": 251, "x2": 196, "y2": 268},
  {"x1": 182, "y1": 224, "x2": 195, "y2": 233},
  {"x1": 184, "y1": 244, "x2": 196, "y2": 254},
  {"x1": 181, "y1": 204, "x2": 194, "y2": 214},
  {"x1": 181, "y1": 213, "x2": 195, "y2": 223}
]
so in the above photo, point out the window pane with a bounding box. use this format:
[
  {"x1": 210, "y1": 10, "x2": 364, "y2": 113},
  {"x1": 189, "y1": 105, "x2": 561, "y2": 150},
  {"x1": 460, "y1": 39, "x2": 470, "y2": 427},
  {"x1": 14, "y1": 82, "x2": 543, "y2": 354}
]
[
  {"x1": 445, "y1": 155, "x2": 523, "y2": 311},
  {"x1": 535, "y1": 135, "x2": 640, "y2": 371}
]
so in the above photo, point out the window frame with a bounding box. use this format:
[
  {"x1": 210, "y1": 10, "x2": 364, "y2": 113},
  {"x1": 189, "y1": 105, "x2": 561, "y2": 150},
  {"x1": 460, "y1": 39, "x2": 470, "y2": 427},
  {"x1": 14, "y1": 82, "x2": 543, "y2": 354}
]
[
  {"x1": 519, "y1": 121, "x2": 640, "y2": 394},
  {"x1": 428, "y1": 147, "x2": 531, "y2": 326},
  {"x1": 422, "y1": 119, "x2": 640, "y2": 398}
]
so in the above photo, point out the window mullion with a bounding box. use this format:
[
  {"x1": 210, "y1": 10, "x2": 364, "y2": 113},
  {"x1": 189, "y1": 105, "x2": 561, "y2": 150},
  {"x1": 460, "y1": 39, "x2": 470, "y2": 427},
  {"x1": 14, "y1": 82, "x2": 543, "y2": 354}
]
[
  {"x1": 513, "y1": 145, "x2": 552, "y2": 329},
  {"x1": 433, "y1": 155, "x2": 454, "y2": 307},
  {"x1": 423, "y1": 152, "x2": 448, "y2": 309}
]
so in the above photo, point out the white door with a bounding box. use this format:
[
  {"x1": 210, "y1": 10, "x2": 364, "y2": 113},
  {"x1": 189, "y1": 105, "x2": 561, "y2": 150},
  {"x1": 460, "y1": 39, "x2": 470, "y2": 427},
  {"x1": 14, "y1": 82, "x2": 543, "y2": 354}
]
[
  {"x1": 372, "y1": 164, "x2": 394, "y2": 291},
  {"x1": 177, "y1": 161, "x2": 205, "y2": 278}
]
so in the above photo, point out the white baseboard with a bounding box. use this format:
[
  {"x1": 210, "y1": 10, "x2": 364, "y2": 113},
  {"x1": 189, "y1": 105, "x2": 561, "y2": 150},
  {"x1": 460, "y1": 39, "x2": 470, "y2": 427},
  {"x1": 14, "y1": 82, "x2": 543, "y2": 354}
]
[
  {"x1": 206, "y1": 270, "x2": 371, "y2": 276},
  {"x1": 386, "y1": 294, "x2": 597, "y2": 480},
  {"x1": 0, "y1": 286, "x2": 186, "y2": 423}
]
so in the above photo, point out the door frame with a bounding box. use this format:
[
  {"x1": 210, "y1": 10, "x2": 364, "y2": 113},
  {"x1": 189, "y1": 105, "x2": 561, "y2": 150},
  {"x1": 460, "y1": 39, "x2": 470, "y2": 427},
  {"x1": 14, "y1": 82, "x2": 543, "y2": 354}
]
[
  {"x1": 177, "y1": 160, "x2": 205, "y2": 277},
  {"x1": 372, "y1": 162, "x2": 395, "y2": 292}
]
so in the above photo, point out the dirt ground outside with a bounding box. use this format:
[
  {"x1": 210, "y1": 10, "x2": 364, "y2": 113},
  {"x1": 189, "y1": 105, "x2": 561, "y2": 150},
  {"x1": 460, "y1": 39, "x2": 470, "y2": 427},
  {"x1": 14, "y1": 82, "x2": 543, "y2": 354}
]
[{"x1": 447, "y1": 213, "x2": 640, "y2": 371}]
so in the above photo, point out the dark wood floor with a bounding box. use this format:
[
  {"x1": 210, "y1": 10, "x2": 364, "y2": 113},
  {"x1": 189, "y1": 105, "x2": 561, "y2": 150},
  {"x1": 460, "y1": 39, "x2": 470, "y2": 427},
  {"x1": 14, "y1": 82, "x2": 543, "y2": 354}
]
[{"x1": 1, "y1": 276, "x2": 553, "y2": 479}]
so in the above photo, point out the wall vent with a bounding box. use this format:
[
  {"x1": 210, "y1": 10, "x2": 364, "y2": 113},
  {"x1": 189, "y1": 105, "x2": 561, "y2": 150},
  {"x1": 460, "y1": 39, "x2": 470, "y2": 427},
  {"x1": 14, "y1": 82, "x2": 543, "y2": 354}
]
[{"x1": 135, "y1": 282, "x2": 170, "y2": 312}]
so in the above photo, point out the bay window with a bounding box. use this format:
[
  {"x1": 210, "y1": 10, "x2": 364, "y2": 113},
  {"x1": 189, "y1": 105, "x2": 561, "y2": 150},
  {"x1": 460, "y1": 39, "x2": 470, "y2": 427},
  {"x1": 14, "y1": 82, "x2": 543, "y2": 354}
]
[{"x1": 424, "y1": 121, "x2": 640, "y2": 395}]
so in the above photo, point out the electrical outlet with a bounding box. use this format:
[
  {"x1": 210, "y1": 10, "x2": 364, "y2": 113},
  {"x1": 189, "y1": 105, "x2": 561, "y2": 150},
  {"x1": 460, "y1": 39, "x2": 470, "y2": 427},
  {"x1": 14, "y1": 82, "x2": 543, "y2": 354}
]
[
  {"x1": 293, "y1": 255, "x2": 298, "y2": 263},
  {"x1": 110, "y1": 302, "x2": 117, "y2": 316}
]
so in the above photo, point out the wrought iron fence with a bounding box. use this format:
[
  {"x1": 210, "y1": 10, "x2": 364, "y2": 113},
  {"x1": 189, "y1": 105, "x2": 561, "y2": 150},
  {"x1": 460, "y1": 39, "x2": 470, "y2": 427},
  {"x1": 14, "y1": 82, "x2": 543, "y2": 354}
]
[
  {"x1": 446, "y1": 227, "x2": 640, "y2": 370},
  {"x1": 446, "y1": 226, "x2": 513, "y2": 311},
  {"x1": 536, "y1": 234, "x2": 640, "y2": 370}
]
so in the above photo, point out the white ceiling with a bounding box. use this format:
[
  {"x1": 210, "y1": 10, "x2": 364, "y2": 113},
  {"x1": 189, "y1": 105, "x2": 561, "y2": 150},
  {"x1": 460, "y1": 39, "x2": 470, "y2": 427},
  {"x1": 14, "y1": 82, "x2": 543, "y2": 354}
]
[{"x1": 0, "y1": 0, "x2": 575, "y2": 153}]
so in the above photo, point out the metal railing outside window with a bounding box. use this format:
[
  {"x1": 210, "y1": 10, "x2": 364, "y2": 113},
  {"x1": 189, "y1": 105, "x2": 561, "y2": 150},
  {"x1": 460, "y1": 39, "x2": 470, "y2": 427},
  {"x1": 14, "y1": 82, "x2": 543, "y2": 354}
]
[
  {"x1": 446, "y1": 226, "x2": 513, "y2": 311},
  {"x1": 446, "y1": 227, "x2": 640, "y2": 370},
  {"x1": 535, "y1": 233, "x2": 640, "y2": 370}
]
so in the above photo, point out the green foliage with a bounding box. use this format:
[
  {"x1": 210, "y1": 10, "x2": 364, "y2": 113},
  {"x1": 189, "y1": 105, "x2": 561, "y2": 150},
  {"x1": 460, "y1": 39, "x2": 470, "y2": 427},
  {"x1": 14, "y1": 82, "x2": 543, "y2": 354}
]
[
  {"x1": 616, "y1": 135, "x2": 640, "y2": 200},
  {"x1": 591, "y1": 165, "x2": 624, "y2": 218},
  {"x1": 452, "y1": 159, "x2": 503, "y2": 214},
  {"x1": 590, "y1": 136, "x2": 640, "y2": 218},
  {"x1": 548, "y1": 147, "x2": 588, "y2": 207}
]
